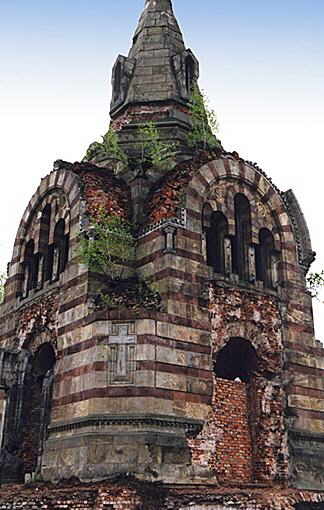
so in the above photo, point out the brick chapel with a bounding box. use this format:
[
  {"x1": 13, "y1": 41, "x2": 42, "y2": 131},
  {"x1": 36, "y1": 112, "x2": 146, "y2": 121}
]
[{"x1": 0, "y1": 1, "x2": 323, "y2": 508}]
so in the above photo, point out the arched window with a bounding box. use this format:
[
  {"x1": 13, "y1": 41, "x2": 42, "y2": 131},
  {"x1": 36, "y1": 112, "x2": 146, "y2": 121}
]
[
  {"x1": 51, "y1": 219, "x2": 69, "y2": 282},
  {"x1": 206, "y1": 212, "x2": 229, "y2": 274},
  {"x1": 256, "y1": 228, "x2": 276, "y2": 289},
  {"x1": 37, "y1": 205, "x2": 51, "y2": 288},
  {"x1": 214, "y1": 337, "x2": 258, "y2": 383},
  {"x1": 33, "y1": 343, "x2": 56, "y2": 380},
  {"x1": 233, "y1": 194, "x2": 252, "y2": 281},
  {"x1": 185, "y1": 54, "x2": 195, "y2": 93},
  {"x1": 21, "y1": 343, "x2": 56, "y2": 476},
  {"x1": 22, "y1": 240, "x2": 36, "y2": 298}
]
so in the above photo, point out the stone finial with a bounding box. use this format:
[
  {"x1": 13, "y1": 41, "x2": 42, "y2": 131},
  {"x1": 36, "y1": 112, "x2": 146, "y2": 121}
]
[{"x1": 144, "y1": 0, "x2": 173, "y2": 10}]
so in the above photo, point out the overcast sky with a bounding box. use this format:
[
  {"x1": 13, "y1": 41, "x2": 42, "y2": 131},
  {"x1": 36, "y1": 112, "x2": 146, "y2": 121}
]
[{"x1": 1, "y1": 0, "x2": 323, "y2": 338}]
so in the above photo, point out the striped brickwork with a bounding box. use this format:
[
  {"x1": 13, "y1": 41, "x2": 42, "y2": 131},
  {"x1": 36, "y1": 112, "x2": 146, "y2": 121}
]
[{"x1": 0, "y1": 154, "x2": 322, "y2": 487}]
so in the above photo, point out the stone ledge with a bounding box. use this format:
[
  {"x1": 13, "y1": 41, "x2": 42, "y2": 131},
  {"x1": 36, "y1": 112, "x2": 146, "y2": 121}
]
[
  {"x1": 48, "y1": 413, "x2": 203, "y2": 437},
  {"x1": 290, "y1": 428, "x2": 324, "y2": 443}
]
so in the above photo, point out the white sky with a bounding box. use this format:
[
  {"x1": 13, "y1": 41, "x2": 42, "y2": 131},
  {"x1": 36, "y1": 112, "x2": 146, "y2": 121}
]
[{"x1": 0, "y1": 0, "x2": 323, "y2": 339}]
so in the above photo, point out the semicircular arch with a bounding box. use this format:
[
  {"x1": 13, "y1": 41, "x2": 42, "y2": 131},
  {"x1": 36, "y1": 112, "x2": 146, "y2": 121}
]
[
  {"x1": 184, "y1": 156, "x2": 299, "y2": 282},
  {"x1": 10, "y1": 168, "x2": 80, "y2": 269}
]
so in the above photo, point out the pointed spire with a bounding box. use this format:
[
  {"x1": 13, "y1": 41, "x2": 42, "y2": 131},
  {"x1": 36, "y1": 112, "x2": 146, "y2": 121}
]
[
  {"x1": 130, "y1": 0, "x2": 184, "y2": 57},
  {"x1": 110, "y1": 0, "x2": 198, "y2": 115}
]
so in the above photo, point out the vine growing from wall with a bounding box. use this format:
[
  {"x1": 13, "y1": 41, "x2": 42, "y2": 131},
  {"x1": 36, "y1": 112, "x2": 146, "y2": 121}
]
[
  {"x1": 187, "y1": 85, "x2": 221, "y2": 151},
  {"x1": 307, "y1": 270, "x2": 324, "y2": 301}
]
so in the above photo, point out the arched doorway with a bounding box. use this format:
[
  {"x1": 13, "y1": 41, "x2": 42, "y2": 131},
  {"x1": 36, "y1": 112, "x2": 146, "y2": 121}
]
[{"x1": 21, "y1": 343, "x2": 56, "y2": 476}]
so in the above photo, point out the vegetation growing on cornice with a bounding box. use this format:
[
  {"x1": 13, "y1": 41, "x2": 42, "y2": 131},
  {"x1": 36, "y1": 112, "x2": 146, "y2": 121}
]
[
  {"x1": 79, "y1": 210, "x2": 162, "y2": 311},
  {"x1": 79, "y1": 211, "x2": 135, "y2": 281},
  {"x1": 83, "y1": 127, "x2": 128, "y2": 173},
  {"x1": 83, "y1": 121, "x2": 177, "y2": 175}
]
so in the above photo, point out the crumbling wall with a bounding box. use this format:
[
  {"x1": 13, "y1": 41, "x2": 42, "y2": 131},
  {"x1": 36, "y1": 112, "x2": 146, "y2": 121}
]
[
  {"x1": 189, "y1": 376, "x2": 253, "y2": 483},
  {"x1": 20, "y1": 376, "x2": 42, "y2": 473},
  {"x1": 0, "y1": 482, "x2": 323, "y2": 510},
  {"x1": 191, "y1": 284, "x2": 288, "y2": 485},
  {"x1": 212, "y1": 378, "x2": 253, "y2": 483},
  {"x1": 0, "y1": 294, "x2": 59, "y2": 478},
  {"x1": 15, "y1": 293, "x2": 59, "y2": 351}
]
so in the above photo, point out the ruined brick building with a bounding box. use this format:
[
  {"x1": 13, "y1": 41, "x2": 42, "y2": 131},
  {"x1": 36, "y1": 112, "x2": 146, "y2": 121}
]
[{"x1": 0, "y1": 1, "x2": 323, "y2": 508}]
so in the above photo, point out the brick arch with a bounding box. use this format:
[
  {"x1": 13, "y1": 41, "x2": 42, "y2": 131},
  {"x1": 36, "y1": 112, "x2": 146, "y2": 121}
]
[
  {"x1": 13, "y1": 169, "x2": 80, "y2": 263},
  {"x1": 23, "y1": 191, "x2": 72, "y2": 252},
  {"x1": 203, "y1": 181, "x2": 279, "y2": 248},
  {"x1": 22, "y1": 335, "x2": 58, "y2": 357},
  {"x1": 3, "y1": 169, "x2": 81, "y2": 302},
  {"x1": 185, "y1": 156, "x2": 299, "y2": 282},
  {"x1": 215, "y1": 320, "x2": 282, "y2": 357}
]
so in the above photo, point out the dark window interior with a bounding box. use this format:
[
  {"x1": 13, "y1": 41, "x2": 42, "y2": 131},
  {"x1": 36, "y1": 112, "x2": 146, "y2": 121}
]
[
  {"x1": 22, "y1": 211, "x2": 69, "y2": 297},
  {"x1": 203, "y1": 198, "x2": 280, "y2": 290},
  {"x1": 39, "y1": 204, "x2": 51, "y2": 286},
  {"x1": 52, "y1": 219, "x2": 68, "y2": 281},
  {"x1": 23, "y1": 240, "x2": 36, "y2": 295},
  {"x1": 256, "y1": 228, "x2": 275, "y2": 288},
  {"x1": 32, "y1": 343, "x2": 56, "y2": 381},
  {"x1": 22, "y1": 343, "x2": 56, "y2": 474},
  {"x1": 214, "y1": 337, "x2": 258, "y2": 383},
  {"x1": 233, "y1": 194, "x2": 252, "y2": 281},
  {"x1": 206, "y1": 211, "x2": 229, "y2": 274}
]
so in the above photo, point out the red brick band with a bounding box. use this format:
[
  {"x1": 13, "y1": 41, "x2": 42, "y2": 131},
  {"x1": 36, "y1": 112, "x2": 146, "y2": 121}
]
[{"x1": 52, "y1": 386, "x2": 211, "y2": 408}]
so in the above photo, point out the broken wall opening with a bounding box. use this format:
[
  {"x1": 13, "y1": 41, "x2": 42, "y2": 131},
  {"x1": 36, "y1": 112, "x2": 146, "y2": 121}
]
[
  {"x1": 21, "y1": 342, "x2": 56, "y2": 476},
  {"x1": 214, "y1": 337, "x2": 257, "y2": 383},
  {"x1": 213, "y1": 377, "x2": 254, "y2": 483},
  {"x1": 208, "y1": 338, "x2": 257, "y2": 482}
]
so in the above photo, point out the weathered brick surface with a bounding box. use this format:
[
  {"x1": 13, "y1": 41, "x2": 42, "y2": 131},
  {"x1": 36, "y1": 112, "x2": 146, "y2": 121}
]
[
  {"x1": 212, "y1": 378, "x2": 253, "y2": 483},
  {"x1": 189, "y1": 377, "x2": 253, "y2": 483},
  {"x1": 0, "y1": 483, "x2": 324, "y2": 510}
]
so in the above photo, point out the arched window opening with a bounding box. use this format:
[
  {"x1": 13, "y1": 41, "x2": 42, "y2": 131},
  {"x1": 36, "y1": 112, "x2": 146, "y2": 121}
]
[
  {"x1": 51, "y1": 219, "x2": 69, "y2": 282},
  {"x1": 185, "y1": 55, "x2": 195, "y2": 93},
  {"x1": 233, "y1": 194, "x2": 252, "y2": 281},
  {"x1": 38, "y1": 205, "x2": 51, "y2": 288},
  {"x1": 32, "y1": 343, "x2": 56, "y2": 382},
  {"x1": 21, "y1": 343, "x2": 56, "y2": 476},
  {"x1": 202, "y1": 203, "x2": 213, "y2": 232},
  {"x1": 206, "y1": 212, "x2": 229, "y2": 274},
  {"x1": 256, "y1": 228, "x2": 277, "y2": 289},
  {"x1": 214, "y1": 337, "x2": 258, "y2": 383},
  {"x1": 22, "y1": 240, "x2": 36, "y2": 298},
  {"x1": 202, "y1": 203, "x2": 212, "y2": 256}
]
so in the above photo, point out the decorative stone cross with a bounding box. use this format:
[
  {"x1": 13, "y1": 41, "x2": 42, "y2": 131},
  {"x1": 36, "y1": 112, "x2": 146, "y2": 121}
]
[{"x1": 108, "y1": 323, "x2": 136, "y2": 384}]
